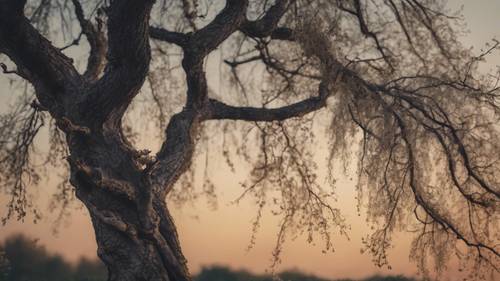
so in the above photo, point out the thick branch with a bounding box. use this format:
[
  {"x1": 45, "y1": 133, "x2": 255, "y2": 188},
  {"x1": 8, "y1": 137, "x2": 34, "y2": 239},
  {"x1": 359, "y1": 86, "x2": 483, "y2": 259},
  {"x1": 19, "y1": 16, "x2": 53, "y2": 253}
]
[
  {"x1": 0, "y1": 0, "x2": 81, "y2": 109},
  {"x1": 90, "y1": 0, "x2": 155, "y2": 123},
  {"x1": 70, "y1": 0, "x2": 107, "y2": 80},
  {"x1": 181, "y1": 1, "x2": 249, "y2": 109},
  {"x1": 206, "y1": 82, "x2": 330, "y2": 122},
  {"x1": 151, "y1": 0, "x2": 292, "y2": 46},
  {"x1": 146, "y1": 110, "x2": 199, "y2": 198},
  {"x1": 150, "y1": 27, "x2": 188, "y2": 47},
  {"x1": 269, "y1": 27, "x2": 295, "y2": 41},
  {"x1": 147, "y1": 1, "x2": 250, "y2": 196},
  {"x1": 183, "y1": 0, "x2": 249, "y2": 65}
]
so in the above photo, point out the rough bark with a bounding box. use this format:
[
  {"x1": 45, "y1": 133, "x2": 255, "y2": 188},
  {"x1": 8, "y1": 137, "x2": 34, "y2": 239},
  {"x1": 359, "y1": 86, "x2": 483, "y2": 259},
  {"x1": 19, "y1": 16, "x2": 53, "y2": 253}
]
[
  {"x1": 2, "y1": 0, "x2": 500, "y2": 279},
  {"x1": 0, "y1": 0, "x2": 302, "y2": 280},
  {"x1": 0, "y1": 0, "x2": 192, "y2": 280},
  {"x1": 64, "y1": 114, "x2": 192, "y2": 281}
]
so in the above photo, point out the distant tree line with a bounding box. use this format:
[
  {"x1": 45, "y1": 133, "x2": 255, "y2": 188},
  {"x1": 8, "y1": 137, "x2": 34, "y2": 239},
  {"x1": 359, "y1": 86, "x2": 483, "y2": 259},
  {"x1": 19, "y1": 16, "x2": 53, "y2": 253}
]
[
  {"x1": 0, "y1": 234, "x2": 418, "y2": 281},
  {"x1": 195, "y1": 266, "x2": 417, "y2": 281},
  {"x1": 0, "y1": 235, "x2": 106, "y2": 281}
]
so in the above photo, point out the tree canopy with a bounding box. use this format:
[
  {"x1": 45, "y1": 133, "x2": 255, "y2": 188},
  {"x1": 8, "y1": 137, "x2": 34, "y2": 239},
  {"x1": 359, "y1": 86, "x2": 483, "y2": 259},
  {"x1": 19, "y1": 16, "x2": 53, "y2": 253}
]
[
  {"x1": 0, "y1": 234, "x2": 107, "y2": 281},
  {"x1": 0, "y1": 0, "x2": 499, "y2": 280}
]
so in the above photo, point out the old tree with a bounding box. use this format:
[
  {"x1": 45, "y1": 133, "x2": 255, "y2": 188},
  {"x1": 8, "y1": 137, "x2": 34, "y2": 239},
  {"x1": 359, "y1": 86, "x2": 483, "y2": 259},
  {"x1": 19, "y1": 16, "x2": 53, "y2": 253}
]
[{"x1": 0, "y1": 0, "x2": 499, "y2": 280}]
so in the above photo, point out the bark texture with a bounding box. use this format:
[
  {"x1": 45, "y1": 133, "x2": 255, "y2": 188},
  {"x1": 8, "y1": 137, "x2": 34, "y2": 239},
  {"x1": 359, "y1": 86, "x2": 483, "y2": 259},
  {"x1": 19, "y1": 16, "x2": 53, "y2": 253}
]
[
  {"x1": 0, "y1": 0, "x2": 192, "y2": 280},
  {"x1": 0, "y1": 1, "x2": 298, "y2": 280},
  {"x1": 4, "y1": 0, "x2": 497, "y2": 280}
]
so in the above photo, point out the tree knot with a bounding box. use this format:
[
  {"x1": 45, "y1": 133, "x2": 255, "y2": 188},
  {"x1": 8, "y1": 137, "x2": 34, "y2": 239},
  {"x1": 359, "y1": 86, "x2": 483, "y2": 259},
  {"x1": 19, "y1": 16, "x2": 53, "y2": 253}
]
[{"x1": 56, "y1": 117, "x2": 91, "y2": 135}]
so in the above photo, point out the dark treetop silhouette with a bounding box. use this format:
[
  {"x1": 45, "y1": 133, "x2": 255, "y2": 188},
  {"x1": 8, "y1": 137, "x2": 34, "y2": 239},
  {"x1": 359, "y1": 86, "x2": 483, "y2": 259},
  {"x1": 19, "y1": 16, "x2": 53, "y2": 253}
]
[
  {"x1": 0, "y1": 0, "x2": 499, "y2": 280},
  {"x1": 0, "y1": 233, "x2": 420, "y2": 281}
]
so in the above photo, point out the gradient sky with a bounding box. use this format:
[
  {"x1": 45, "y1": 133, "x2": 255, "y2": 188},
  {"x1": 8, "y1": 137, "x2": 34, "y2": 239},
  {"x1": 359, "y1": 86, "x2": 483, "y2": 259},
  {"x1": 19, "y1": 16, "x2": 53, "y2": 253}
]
[{"x1": 0, "y1": 1, "x2": 499, "y2": 280}]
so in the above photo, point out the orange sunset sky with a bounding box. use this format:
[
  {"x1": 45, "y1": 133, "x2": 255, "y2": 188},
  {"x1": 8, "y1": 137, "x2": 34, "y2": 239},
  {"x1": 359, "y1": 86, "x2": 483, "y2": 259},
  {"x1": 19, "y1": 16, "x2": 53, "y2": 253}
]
[{"x1": 1, "y1": 1, "x2": 499, "y2": 280}]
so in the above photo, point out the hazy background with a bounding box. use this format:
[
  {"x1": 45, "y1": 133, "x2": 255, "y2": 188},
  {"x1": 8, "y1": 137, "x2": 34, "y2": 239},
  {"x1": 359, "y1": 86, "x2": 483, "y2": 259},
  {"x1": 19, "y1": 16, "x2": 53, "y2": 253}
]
[{"x1": 1, "y1": 1, "x2": 499, "y2": 280}]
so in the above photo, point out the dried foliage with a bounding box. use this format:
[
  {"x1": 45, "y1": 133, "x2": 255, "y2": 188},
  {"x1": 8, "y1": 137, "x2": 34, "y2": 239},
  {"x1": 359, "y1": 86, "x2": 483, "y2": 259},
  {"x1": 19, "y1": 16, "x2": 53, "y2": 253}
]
[{"x1": 0, "y1": 0, "x2": 499, "y2": 280}]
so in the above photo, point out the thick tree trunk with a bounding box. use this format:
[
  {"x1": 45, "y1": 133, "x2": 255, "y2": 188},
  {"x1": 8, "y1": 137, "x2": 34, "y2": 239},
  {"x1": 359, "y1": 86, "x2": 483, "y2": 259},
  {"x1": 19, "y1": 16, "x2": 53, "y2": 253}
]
[
  {"x1": 77, "y1": 183, "x2": 191, "y2": 281},
  {"x1": 0, "y1": 1, "x2": 276, "y2": 280},
  {"x1": 90, "y1": 203, "x2": 189, "y2": 281},
  {"x1": 92, "y1": 217, "x2": 170, "y2": 281},
  {"x1": 66, "y1": 127, "x2": 193, "y2": 281}
]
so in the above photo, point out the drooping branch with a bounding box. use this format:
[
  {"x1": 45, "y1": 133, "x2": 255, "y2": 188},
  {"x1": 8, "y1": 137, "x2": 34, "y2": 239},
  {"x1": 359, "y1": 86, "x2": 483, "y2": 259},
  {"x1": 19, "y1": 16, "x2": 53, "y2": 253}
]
[
  {"x1": 336, "y1": 0, "x2": 392, "y2": 68},
  {"x1": 235, "y1": 20, "x2": 500, "y2": 268},
  {"x1": 0, "y1": 101, "x2": 44, "y2": 224},
  {"x1": 344, "y1": 65, "x2": 500, "y2": 264},
  {"x1": 394, "y1": 110, "x2": 500, "y2": 259}
]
